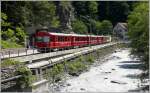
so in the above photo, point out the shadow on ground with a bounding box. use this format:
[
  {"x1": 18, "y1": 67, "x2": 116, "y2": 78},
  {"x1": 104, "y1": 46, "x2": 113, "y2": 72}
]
[
  {"x1": 117, "y1": 61, "x2": 144, "y2": 70},
  {"x1": 124, "y1": 74, "x2": 140, "y2": 79},
  {"x1": 119, "y1": 61, "x2": 140, "y2": 63}
]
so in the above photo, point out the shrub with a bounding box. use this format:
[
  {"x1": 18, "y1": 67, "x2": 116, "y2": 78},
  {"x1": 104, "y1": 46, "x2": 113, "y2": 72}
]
[
  {"x1": 1, "y1": 59, "x2": 23, "y2": 68},
  {"x1": 1, "y1": 40, "x2": 23, "y2": 49},
  {"x1": 15, "y1": 66, "x2": 33, "y2": 88},
  {"x1": 86, "y1": 55, "x2": 94, "y2": 64},
  {"x1": 47, "y1": 64, "x2": 65, "y2": 82}
]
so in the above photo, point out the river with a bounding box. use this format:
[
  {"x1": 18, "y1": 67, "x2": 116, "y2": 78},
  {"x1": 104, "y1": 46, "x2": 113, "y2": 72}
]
[{"x1": 52, "y1": 48, "x2": 143, "y2": 92}]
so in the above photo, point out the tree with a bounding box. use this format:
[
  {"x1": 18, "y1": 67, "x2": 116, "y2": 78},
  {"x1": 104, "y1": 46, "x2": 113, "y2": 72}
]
[
  {"x1": 73, "y1": 1, "x2": 88, "y2": 17},
  {"x1": 73, "y1": 1, "x2": 98, "y2": 19},
  {"x1": 1, "y1": 1, "x2": 60, "y2": 48},
  {"x1": 72, "y1": 19, "x2": 88, "y2": 34},
  {"x1": 98, "y1": 1, "x2": 130, "y2": 25},
  {"x1": 95, "y1": 21, "x2": 102, "y2": 35},
  {"x1": 127, "y1": 2, "x2": 149, "y2": 70},
  {"x1": 98, "y1": 20, "x2": 113, "y2": 35},
  {"x1": 87, "y1": 1, "x2": 98, "y2": 19},
  {"x1": 30, "y1": 1, "x2": 58, "y2": 27}
]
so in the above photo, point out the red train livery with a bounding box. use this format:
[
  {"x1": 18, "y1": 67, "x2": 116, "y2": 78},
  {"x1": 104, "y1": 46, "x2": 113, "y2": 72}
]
[{"x1": 34, "y1": 31, "x2": 111, "y2": 52}]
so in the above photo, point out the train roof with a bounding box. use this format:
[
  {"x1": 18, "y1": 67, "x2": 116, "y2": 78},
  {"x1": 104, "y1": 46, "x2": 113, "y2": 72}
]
[
  {"x1": 37, "y1": 31, "x2": 110, "y2": 37},
  {"x1": 49, "y1": 32, "x2": 88, "y2": 37}
]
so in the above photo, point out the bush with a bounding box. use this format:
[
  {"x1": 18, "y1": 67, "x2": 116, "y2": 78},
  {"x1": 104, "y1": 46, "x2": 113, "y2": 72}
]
[
  {"x1": 47, "y1": 64, "x2": 64, "y2": 82},
  {"x1": 1, "y1": 40, "x2": 23, "y2": 49},
  {"x1": 86, "y1": 55, "x2": 94, "y2": 64},
  {"x1": 15, "y1": 66, "x2": 33, "y2": 88},
  {"x1": 1, "y1": 59, "x2": 23, "y2": 68},
  {"x1": 67, "y1": 60, "x2": 87, "y2": 76}
]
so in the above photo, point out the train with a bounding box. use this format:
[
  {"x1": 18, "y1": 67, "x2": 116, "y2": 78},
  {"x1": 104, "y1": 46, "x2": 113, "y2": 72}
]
[{"x1": 33, "y1": 30, "x2": 111, "y2": 52}]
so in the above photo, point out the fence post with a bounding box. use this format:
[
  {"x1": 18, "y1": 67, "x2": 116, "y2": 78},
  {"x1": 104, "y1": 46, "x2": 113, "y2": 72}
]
[
  {"x1": 33, "y1": 48, "x2": 34, "y2": 54},
  {"x1": 9, "y1": 51, "x2": 10, "y2": 58},
  {"x1": 26, "y1": 48, "x2": 27, "y2": 55},
  {"x1": 18, "y1": 50, "x2": 19, "y2": 56},
  {"x1": 1, "y1": 52, "x2": 3, "y2": 59}
]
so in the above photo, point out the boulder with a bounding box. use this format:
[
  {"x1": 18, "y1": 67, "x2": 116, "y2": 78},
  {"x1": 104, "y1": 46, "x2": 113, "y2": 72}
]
[
  {"x1": 67, "y1": 83, "x2": 71, "y2": 86},
  {"x1": 80, "y1": 88, "x2": 85, "y2": 90},
  {"x1": 111, "y1": 80, "x2": 127, "y2": 84}
]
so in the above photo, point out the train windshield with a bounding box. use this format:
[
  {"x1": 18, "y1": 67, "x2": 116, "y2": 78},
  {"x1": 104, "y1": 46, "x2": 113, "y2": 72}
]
[
  {"x1": 36, "y1": 36, "x2": 50, "y2": 42},
  {"x1": 43, "y1": 36, "x2": 49, "y2": 42}
]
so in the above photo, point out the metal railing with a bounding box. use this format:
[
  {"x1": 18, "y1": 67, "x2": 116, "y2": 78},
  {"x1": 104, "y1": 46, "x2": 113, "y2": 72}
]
[
  {"x1": 1, "y1": 75, "x2": 22, "y2": 84},
  {"x1": 1, "y1": 48, "x2": 39, "y2": 59}
]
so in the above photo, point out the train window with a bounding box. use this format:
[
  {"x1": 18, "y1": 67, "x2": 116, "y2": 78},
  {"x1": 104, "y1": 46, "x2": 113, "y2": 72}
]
[
  {"x1": 58, "y1": 36, "x2": 61, "y2": 42},
  {"x1": 36, "y1": 36, "x2": 43, "y2": 42},
  {"x1": 62, "y1": 37, "x2": 64, "y2": 41},
  {"x1": 58, "y1": 36, "x2": 65, "y2": 42},
  {"x1": 43, "y1": 36, "x2": 49, "y2": 42}
]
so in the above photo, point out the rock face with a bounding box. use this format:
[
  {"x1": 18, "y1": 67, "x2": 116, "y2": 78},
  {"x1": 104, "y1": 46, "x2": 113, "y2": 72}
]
[{"x1": 55, "y1": 1, "x2": 75, "y2": 33}]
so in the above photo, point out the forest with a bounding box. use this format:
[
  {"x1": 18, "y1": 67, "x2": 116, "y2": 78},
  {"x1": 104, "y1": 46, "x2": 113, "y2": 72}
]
[
  {"x1": 1, "y1": 1, "x2": 136, "y2": 48},
  {"x1": 1, "y1": 1, "x2": 149, "y2": 72}
]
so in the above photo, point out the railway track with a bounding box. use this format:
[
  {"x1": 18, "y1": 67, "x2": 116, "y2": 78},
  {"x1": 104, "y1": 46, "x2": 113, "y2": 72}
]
[
  {"x1": 2, "y1": 44, "x2": 107, "y2": 63},
  {"x1": 1, "y1": 43, "x2": 108, "y2": 60}
]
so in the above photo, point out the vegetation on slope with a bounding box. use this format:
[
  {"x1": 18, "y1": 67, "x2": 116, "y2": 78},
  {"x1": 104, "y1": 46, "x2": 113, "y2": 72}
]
[{"x1": 127, "y1": 2, "x2": 149, "y2": 70}]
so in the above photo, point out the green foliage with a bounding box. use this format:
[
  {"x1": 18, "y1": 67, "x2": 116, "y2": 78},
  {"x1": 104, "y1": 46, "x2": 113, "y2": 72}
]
[
  {"x1": 3, "y1": 28, "x2": 14, "y2": 38},
  {"x1": 1, "y1": 1, "x2": 58, "y2": 48},
  {"x1": 15, "y1": 26, "x2": 26, "y2": 44},
  {"x1": 1, "y1": 59, "x2": 23, "y2": 68},
  {"x1": 67, "y1": 59, "x2": 87, "y2": 75},
  {"x1": 1, "y1": 40, "x2": 23, "y2": 49},
  {"x1": 98, "y1": 1, "x2": 130, "y2": 25},
  {"x1": 29, "y1": 1, "x2": 58, "y2": 26},
  {"x1": 72, "y1": 19, "x2": 88, "y2": 34},
  {"x1": 87, "y1": 1, "x2": 98, "y2": 18},
  {"x1": 1, "y1": 58, "x2": 32, "y2": 88},
  {"x1": 47, "y1": 64, "x2": 64, "y2": 82},
  {"x1": 51, "y1": 17, "x2": 60, "y2": 28},
  {"x1": 1, "y1": 12, "x2": 11, "y2": 27},
  {"x1": 127, "y1": 2, "x2": 149, "y2": 70},
  {"x1": 1, "y1": 12, "x2": 26, "y2": 48},
  {"x1": 16, "y1": 66, "x2": 33, "y2": 88},
  {"x1": 73, "y1": 1, "x2": 98, "y2": 19},
  {"x1": 95, "y1": 21, "x2": 102, "y2": 32},
  {"x1": 67, "y1": 63, "x2": 78, "y2": 74},
  {"x1": 86, "y1": 55, "x2": 94, "y2": 64},
  {"x1": 98, "y1": 20, "x2": 113, "y2": 35},
  {"x1": 90, "y1": 19, "x2": 113, "y2": 35}
]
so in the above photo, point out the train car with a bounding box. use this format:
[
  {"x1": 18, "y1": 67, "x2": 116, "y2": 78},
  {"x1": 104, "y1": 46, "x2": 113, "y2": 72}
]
[
  {"x1": 34, "y1": 31, "x2": 73, "y2": 52},
  {"x1": 72, "y1": 34, "x2": 88, "y2": 47},
  {"x1": 34, "y1": 31, "x2": 111, "y2": 52}
]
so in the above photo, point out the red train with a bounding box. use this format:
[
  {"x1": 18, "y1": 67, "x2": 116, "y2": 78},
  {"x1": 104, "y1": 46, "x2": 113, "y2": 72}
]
[{"x1": 33, "y1": 31, "x2": 111, "y2": 52}]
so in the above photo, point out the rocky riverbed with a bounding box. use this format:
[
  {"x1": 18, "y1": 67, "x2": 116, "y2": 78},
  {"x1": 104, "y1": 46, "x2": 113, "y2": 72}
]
[{"x1": 50, "y1": 48, "x2": 148, "y2": 92}]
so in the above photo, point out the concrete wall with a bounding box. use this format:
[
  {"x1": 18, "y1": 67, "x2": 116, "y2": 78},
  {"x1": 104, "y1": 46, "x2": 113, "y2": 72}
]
[{"x1": 32, "y1": 79, "x2": 50, "y2": 93}]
